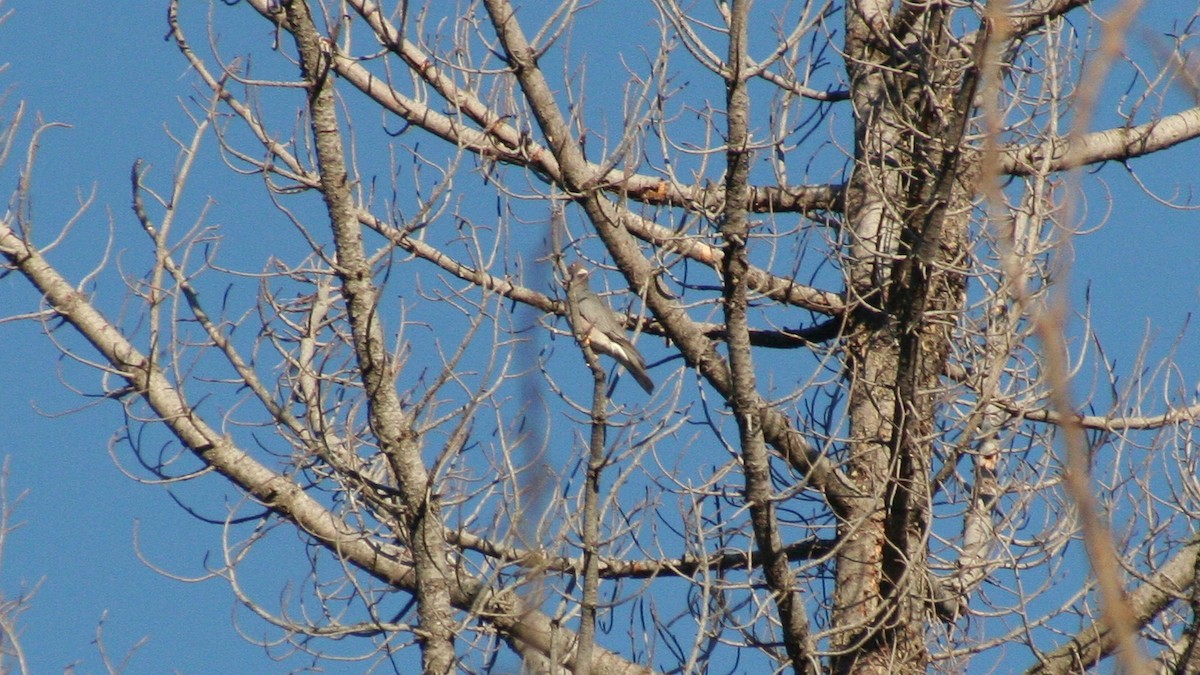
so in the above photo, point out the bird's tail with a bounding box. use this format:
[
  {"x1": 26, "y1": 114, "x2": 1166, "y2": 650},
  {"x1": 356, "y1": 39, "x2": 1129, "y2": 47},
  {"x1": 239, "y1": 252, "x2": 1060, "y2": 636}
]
[
  {"x1": 629, "y1": 366, "x2": 655, "y2": 394},
  {"x1": 611, "y1": 336, "x2": 655, "y2": 394},
  {"x1": 621, "y1": 358, "x2": 654, "y2": 394}
]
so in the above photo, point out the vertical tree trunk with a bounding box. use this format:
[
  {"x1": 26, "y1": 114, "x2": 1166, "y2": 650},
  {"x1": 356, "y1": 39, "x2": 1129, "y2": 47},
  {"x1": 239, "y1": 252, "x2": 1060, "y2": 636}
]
[{"x1": 833, "y1": 4, "x2": 972, "y2": 672}]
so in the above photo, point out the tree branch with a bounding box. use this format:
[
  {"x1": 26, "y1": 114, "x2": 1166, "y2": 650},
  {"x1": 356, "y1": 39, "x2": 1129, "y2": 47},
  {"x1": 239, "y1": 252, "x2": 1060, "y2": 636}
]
[{"x1": 1003, "y1": 106, "x2": 1200, "y2": 175}]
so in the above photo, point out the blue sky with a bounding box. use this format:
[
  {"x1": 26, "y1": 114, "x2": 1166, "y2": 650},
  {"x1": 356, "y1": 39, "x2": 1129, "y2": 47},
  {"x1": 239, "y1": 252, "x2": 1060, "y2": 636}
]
[{"x1": 0, "y1": 1, "x2": 1198, "y2": 673}]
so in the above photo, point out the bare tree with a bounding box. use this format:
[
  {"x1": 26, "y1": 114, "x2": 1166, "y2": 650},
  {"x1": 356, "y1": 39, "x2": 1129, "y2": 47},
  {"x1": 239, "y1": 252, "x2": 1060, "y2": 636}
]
[{"x1": 3, "y1": 0, "x2": 1200, "y2": 672}]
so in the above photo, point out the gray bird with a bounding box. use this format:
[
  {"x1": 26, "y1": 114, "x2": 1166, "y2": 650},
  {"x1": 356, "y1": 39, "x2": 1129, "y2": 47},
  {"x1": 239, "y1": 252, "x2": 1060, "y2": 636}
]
[{"x1": 565, "y1": 262, "x2": 655, "y2": 394}]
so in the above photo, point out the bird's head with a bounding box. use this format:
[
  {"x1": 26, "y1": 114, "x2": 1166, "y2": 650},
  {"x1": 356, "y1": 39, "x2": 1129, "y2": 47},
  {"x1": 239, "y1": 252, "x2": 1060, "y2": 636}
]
[{"x1": 567, "y1": 262, "x2": 590, "y2": 283}]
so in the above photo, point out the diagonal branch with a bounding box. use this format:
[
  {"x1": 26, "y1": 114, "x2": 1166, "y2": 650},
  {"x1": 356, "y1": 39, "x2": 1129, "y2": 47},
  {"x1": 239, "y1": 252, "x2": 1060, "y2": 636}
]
[
  {"x1": 279, "y1": 1, "x2": 459, "y2": 670},
  {"x1": 1026, "y1": 540, "x2": 1200, "y2": 675},
  {"x1": 170, "y1": 6, "x2": 847, "y2": 319},
  {"x1": 481, "y1": 0, "x2": 853, "y2": 514},
  {"x1": 0, "y1": 199, "x2": 652, "y2": 675},
  {"x1": 1002, "y1": 106, "x2": 1200, "y2": 175}
]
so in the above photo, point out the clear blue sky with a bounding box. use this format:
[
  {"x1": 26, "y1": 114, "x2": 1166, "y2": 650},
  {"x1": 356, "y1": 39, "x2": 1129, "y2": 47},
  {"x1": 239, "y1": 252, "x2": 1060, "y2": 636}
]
[{"x1": 0, "y1": 1, "x2": 1197, "y2": 672}]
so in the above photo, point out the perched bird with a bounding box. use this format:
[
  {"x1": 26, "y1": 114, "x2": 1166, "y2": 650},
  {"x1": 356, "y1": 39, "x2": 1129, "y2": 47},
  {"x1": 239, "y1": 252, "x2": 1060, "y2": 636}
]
[{"x1": 565, "y1": 262, "x2": 655, "y2": 394}]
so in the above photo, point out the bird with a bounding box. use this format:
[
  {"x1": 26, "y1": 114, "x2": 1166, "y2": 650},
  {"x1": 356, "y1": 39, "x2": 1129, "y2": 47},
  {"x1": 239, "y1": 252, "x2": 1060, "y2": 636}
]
[{"x1": 565, "y1": 262, "x2": 655, "y2": 394}]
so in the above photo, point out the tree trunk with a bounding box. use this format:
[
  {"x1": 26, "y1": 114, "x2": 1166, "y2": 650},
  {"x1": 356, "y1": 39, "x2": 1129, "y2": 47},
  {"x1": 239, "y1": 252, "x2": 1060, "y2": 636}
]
[{"x1": 833, "y1": 4, "x2": 972, "y2": 671}]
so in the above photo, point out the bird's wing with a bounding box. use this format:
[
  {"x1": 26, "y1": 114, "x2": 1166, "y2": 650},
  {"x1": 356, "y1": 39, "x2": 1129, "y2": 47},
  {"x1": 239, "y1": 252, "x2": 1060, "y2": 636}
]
[{"x1": 576, "y1": 290, "x2": 628, "y2": 337}]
